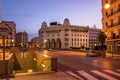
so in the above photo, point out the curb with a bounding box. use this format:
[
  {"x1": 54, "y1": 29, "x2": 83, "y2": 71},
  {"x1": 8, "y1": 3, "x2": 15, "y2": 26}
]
[
  {"x1": 15, "y1": 71, "x2": 56, "y2": 76},
  {"x1": 106, "y1": 57, "x2": 120, "y2": 60}
]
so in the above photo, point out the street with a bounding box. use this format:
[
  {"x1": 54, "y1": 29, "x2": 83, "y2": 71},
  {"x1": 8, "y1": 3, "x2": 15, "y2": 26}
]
[{"x1": 41, "y1": 50, "x2": 120, "y2": 80}]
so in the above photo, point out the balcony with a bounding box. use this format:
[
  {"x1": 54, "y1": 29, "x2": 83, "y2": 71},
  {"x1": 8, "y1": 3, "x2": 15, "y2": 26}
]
[
  {"x1": 106, "y1": 35, "x2": 120, "y2": 41},
  {"x1": 116, "y1": 35, "x2": 120, "y2": 39},
  {"x1": 106, "y1": 8, "x2": 120, "y2": 18},
  {"x1": 107, "y1": 22, "x2": 120, "y2": 28}
]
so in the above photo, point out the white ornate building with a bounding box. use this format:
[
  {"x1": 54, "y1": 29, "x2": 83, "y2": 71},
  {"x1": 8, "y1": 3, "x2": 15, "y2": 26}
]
[{"x1": 38, "y1": 18, "x2": 89, "y2": 49}]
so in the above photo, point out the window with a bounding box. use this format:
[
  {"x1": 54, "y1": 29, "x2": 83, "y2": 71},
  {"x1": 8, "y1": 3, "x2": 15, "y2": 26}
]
[
  {"x1": 105, "y1": 0, "x2": 108, "y2": 3},
  {"x1": 65, "y1": 43, "x2": 69, "y2": 47},
  {"x1": 110, "y1": 8, "x2": 113, "y2": 15},
  {"x1": 72, "y1": 38, "x2": 73, "y2": 41},
  {"x1": 111, "y1": 0, "x2": 116, "y2": 3},
  {"x1": 110, "y1": 19, "x2": 113, "y2": 27},
  {"x1": 65, "y1": 34, "x2": 69, "y2": 36},
  {"x1": 118, "y1": 16, "x2": 120, "y2": 24},
  {"x1": 106, "y1": 12, "x2": 108, "y2": 16},
  {"x1": 106, "y1": 22, "x2": 108, "y2": 26},
  {"x1": 64, "y1": 28, "x2": 69, "y2": 32},
  {"x1": 83, "y1": 39, "x2": 84, "y2": 42},
  {"x1": 74, "y1": 38, "x2": 76, "y2": 41},
  {"x1": 52, "y1": 34, "x2": 54, "y2": 36},
  {"x1": 65, "y1": 38, "x2": 69, "y2": 41}
]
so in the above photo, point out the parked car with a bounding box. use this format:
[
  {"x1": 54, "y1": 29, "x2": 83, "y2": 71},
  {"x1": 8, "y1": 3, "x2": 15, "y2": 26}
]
[{"x1": 86, "y1": 50, "x2": 98, "y2": 57}]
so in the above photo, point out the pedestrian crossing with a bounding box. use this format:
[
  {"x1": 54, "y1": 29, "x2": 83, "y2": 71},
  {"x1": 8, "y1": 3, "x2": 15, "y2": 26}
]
[{"x1": 65, "y1": 69, "x2": 120, "y2": 80}]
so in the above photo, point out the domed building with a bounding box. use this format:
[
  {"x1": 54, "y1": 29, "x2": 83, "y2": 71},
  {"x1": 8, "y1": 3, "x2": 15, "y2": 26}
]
[{"x1": 38, "y1": 18, "x2": 89, "y2": 49}]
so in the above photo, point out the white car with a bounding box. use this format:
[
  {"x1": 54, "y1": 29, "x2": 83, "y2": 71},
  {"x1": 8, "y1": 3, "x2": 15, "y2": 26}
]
[{"x1": 86, "y1": 50, "x2": 98, "y2": 57}]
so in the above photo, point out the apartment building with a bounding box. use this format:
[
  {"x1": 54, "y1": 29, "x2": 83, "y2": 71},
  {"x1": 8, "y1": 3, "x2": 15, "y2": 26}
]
[
  {"x1": 0, "y1": 20, "x2": 16, "y2": 47},
  {"x1": 89, "y1": 26, "x2": 101, "y2": 49},
  {"x1": 102, "y1": 0, "x2": 120, "y2": 53},
  {"x1": 16, "y1": 31, "x2": 28, "y2": 46},
  {"x1": 31, "y1": 37, "x2": 40, "y2": 48}
]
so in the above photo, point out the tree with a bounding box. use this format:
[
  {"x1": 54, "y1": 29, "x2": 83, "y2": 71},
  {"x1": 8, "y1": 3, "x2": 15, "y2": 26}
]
[{"x1": 98, "y1": 32, "x2": 107, "y2": 46}]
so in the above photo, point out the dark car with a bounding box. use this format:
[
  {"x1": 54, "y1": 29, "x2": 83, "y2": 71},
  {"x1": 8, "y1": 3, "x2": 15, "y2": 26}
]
[{"x1": 86, "y1": 50, "x2": 98, "y2": 57}]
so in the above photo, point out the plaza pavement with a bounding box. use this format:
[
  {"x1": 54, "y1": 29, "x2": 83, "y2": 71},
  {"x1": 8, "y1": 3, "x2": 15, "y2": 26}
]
[
  {"x1": 1, "y1": 71, "x2": 77, "y2": 80},
  {"x1": 105, "y1": 52, "x2": 120, "y2": 59},
  {"x1": 1, "y1": 51, "x2": 120, "y2": 80}
]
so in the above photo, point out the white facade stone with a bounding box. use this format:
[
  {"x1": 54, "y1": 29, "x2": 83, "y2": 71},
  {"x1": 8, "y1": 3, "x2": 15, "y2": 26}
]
[{"x1": 38, "y1": 19, "x2": 90, "y2": 49}]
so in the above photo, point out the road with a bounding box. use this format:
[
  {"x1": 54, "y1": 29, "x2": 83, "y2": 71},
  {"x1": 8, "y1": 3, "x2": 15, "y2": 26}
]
[{"x1": 41, "y1": 50, "x2": 120, "y2": 80}]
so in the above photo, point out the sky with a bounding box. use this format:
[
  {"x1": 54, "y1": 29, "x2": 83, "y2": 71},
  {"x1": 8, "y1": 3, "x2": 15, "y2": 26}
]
[{"x1": 1, "y1": 0, "x2": 102, "y2": 41}]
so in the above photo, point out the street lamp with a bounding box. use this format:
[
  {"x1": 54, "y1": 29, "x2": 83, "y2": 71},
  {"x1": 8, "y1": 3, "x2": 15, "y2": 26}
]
[
  {"x1": 44, "y1": 39, "x2": 47, "y2": 49},
  {"x1": 104, "y1": 3, "x2": 110, "y2": 9},
  {"x1": 11, "y1": 39, "x2": 14, "y2": 47}
]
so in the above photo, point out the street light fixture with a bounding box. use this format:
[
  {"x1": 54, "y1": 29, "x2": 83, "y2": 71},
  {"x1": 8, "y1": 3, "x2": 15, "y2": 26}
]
[
  {"x1": 11, "y1": 39, "x2": 14, "y2": 47},
  {"x1": 44, "y1": 39, "x2": 47, "y2": 49},
  {"x1": 104, "y1": 3, "x2": 110, "y2": 9}
]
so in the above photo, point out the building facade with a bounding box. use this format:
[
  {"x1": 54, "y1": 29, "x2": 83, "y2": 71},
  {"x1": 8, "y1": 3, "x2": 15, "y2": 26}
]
[
  {"x1": 0, "y1": 20, "x2": 16, "y2": 47},
  {"x1": 38, "y1": 18, "x2": 89, "y2": 49},
  {"x1": 16, "y1": 31, "x2": 28, "y2": 46},
  {"x1": 102, "y1": 0, "x2": 120, "y2": 53},
  {"x1": 89, "y1": 26, "x2": 101, "y2": 49},
  {"x1": 31, "y1": 37, "x2": 40, "y2": 48}
]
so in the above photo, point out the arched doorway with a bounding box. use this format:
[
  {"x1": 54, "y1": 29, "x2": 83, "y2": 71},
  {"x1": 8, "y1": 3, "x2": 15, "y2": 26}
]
[
  {"x1": 51, "y1": 39, "x2": 55, "y2": 49},
  {"x1": 46, "y1": 39, "x2": 50, "y2": 49},
  {"x1": 56, "y1": 38, "x2": 61, "y2": 49}
]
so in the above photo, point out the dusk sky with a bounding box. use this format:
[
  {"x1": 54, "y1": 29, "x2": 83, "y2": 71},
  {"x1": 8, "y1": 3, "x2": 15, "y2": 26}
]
[{"x1": 2, "y1": 0, "x2": 102, "y2": 40}]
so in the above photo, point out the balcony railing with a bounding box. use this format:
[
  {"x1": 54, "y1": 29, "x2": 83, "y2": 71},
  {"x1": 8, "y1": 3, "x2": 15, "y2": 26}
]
[
  {"x1": 107, "y1": 22, "x2": 120, "y2": 28},
  {"x1": 106, "y1": 35, "x2": 120, "y2": 40},
  {"x1": 106, "y1": 8, "x2": 120, "y2": 17}
]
